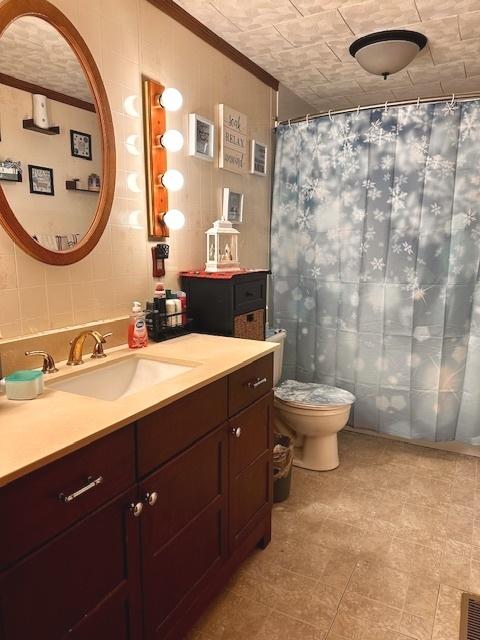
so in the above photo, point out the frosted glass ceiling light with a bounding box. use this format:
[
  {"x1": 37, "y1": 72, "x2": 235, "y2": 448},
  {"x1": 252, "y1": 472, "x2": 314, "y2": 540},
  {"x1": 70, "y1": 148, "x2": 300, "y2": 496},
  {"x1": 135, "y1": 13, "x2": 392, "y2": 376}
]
[
  {"x1": 160, "y1": 129, "x2": 184, "y2": 152},
  {"x1": 158, "y1": 87, "x2": 183, "y2": 111},
  {"x1": 161, "y1": 169, "x2": 184, "y2": 191},
  {"x1": 349, "y1": 30, "x2": 427, "y2": 79},
  {"x1": 164, "y1": 209, "x2": 185, "y2": 230}
]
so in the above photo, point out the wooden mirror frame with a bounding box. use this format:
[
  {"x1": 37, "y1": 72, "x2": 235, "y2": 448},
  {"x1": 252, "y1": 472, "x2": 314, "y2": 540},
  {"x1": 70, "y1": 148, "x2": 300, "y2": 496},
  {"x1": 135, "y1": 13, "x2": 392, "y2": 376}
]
[{"x1": 0, "y1": 0, "x2": 115, "y2": 265}]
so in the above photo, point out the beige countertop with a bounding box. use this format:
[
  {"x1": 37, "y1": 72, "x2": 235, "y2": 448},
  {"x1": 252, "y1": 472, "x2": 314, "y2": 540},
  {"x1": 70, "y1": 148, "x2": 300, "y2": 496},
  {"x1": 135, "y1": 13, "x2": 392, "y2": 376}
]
[{"x1": 0, "y1": 334, "x2": 277, "y2": 488}]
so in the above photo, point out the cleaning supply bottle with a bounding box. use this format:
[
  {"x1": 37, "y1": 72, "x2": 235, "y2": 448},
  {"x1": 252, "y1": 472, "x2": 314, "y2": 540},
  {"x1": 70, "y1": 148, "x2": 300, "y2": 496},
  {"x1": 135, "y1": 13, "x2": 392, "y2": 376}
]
[{"x1": 128, "y1": 301, "x2": 148, "y2": 348}]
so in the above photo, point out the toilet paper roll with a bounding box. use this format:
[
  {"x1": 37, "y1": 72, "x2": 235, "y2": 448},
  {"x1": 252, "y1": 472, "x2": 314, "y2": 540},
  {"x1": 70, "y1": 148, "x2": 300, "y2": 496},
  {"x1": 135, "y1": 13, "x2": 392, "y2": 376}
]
[{"x1": 32, "y1": 94, "x2": 49, "y2": 129}]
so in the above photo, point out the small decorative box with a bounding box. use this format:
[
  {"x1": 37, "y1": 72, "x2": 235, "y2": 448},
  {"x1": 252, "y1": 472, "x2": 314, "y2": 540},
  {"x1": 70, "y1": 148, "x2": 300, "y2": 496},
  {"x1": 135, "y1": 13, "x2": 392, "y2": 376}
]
[{"x1": 5, "y1": 370, "x2": 44, "y2": 400}]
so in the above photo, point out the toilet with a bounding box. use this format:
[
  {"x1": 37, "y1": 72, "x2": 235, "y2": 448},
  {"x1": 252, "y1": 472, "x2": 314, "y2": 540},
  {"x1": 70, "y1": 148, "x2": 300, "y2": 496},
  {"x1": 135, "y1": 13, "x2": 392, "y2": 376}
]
[{"x1": 266, "y1": 329, "x2": 355, "y2": 471}]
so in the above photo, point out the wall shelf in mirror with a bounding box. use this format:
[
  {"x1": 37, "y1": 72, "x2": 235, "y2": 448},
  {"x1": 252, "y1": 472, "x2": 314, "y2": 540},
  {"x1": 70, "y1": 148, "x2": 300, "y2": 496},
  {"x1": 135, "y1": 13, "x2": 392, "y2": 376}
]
[
  {"x1": 22, "y1": 119, "x2": 60, "y2": 135},
  {"x1": 65, "y1": 180, "x2": 98, "y2": 193},
  {"x1": 0, "y1": 0, "x2": 116, "y2": 266}
]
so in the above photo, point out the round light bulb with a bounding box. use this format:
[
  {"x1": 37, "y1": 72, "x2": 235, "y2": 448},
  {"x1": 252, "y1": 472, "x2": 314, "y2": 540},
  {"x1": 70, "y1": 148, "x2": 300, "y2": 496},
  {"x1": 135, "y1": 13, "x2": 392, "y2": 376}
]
[
  {"x1": 159, "y1": 88, "x2": 183, "y2": 111},
  {"x1": 164, "y1": 209, "x2": 185, "y2": 230},
  {"x1": 161, "y1": 169, "x2": 184, "y2": 191},
  {"x1": 160, "y1": 129, "x2": 184, "y2": 152}
]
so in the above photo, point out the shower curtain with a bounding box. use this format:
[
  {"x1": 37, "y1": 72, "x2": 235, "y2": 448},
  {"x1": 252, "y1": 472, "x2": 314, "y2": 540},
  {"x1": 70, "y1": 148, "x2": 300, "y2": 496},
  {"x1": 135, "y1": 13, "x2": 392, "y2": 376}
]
[{"x1": 271, "y1": 100, "x2": 480, "y2": 444}]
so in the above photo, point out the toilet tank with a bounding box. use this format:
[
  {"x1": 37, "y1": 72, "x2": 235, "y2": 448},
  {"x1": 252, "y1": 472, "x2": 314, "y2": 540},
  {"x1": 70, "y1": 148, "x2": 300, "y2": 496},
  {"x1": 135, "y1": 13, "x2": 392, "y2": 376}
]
[{"x1": 265, "y1": 329, "x2": 286, "y2": 386}]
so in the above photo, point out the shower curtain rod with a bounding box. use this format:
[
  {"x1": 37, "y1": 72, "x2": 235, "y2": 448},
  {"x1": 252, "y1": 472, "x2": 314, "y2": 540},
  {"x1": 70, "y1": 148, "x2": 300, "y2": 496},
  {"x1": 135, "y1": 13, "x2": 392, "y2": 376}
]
[{"x1": 277, "y1": 91, "x2": 480, "y2": 126}]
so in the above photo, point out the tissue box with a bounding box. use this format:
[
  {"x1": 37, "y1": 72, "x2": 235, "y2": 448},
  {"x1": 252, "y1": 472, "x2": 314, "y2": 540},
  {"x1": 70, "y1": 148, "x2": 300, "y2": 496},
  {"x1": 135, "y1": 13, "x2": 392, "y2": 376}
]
[{"x1": 5, "y1": 370, "x2": 44, "y2": 400}]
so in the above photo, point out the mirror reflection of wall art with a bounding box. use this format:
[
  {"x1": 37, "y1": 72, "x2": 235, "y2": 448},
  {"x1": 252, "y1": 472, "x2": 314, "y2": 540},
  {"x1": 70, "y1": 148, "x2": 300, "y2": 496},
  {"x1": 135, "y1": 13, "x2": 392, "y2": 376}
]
[
  {"x1": 250, "y1": 140, "x2": 267, "y2": 176},
  {"x1": 188, "y1": 113, "x2": 214, "y2": 161},
  {"x1": 222, "y1": 187, "x2": 243, "y2": 224},
  {"x1": 70, "y1": 129, "x2": 92, "y2": 160},
  {"x1": 28, "y1": 165, "x2": 54, "y2": 196}
]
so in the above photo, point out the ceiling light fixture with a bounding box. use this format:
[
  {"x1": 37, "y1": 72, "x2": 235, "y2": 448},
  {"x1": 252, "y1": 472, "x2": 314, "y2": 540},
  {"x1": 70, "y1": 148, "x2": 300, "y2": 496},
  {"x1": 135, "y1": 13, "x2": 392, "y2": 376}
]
[{"x1": 349, "y1": 30, "x2": 427, "y2": 80}]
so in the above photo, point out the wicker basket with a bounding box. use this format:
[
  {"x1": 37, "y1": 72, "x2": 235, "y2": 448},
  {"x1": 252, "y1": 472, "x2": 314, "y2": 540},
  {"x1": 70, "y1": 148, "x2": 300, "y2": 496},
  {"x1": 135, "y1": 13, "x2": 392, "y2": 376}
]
[{"x1": 233, "y1": 308, "x2": 265, "y2": 341}]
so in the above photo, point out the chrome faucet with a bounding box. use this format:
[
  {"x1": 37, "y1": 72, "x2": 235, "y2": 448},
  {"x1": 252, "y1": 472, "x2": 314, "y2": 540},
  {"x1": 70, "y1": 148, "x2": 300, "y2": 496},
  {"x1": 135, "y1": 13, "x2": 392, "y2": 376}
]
[
  {"x1": 25, "y1": 350, "x2": 58, "y2": 373},
  {"x1": 67, "y1": 331, "x2": 105, "y2": 366}
]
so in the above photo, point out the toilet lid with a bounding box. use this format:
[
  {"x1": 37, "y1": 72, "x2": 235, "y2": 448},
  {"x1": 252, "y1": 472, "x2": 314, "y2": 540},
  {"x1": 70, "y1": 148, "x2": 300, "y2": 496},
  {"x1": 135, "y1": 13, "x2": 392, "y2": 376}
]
[{"x1": 274, "y1": 380, "x2": 355, "y2": 409}]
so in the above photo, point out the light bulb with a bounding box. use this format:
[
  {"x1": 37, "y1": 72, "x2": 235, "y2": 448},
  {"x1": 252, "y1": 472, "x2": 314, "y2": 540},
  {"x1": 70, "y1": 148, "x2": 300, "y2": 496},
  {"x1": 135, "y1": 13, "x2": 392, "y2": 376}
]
[
  {"x1": 161, "y1": 169, "x2": 184, "y2": 191},
  {"x1": 159, "y1": 88, "x2": 183, "y2": 111},
  {"x1": 164, "y1": 209, "x2": 185, "y2": 230},
  {"x1": 160, "y1": 129, "x2": 184, "y2": 152}
]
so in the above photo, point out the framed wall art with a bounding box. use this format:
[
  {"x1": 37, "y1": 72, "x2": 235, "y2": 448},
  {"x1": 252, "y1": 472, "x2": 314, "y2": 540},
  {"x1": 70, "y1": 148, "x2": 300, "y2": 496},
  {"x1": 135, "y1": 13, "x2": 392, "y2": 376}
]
[
  {"x1": 222, "y1": 187, "x2": 243, "y2": 224},
  {"x1": 70, "y1": 129, "x2": 92, "y2": 160},
  {"x1": 218, "y1": 104, "x2": 247, "y2": 174},
  {"x1": 250, "y1": 140, "x2": 267, "y2": 176},
  {"x1": 28, "y1": 165, "x2": 54, "y2": 196},
  {"x1": 188, "y1": 113, "x2": 214, "y2": 160}
]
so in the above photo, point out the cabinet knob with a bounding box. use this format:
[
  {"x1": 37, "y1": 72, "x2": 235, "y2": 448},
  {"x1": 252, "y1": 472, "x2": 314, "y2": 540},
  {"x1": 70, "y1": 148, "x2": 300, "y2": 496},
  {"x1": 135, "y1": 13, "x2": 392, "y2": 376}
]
[
  {"x1": 144, "y1": 491, "x2": 158, "y2": 506},
  {"x1": 129, "y1": 501, "x2": 143, "y2": 517},
  {"x1": 232, "y1": 427, "x2": 242, "y2": 438}
]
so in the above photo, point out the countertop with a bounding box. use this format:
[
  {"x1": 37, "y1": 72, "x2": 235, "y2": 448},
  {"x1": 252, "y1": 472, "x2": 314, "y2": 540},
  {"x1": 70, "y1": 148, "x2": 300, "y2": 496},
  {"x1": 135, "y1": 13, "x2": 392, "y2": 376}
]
[{"x1": 0, "y1": 334, "x2": 277, "y2": 488}]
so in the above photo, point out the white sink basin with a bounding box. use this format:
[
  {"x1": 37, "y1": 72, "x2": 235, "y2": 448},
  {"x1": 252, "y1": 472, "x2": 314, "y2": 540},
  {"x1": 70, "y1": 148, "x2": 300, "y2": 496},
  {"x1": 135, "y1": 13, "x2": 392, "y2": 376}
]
[{"x1": 49, "y1": 356, "x2": 194, "y2": 401}]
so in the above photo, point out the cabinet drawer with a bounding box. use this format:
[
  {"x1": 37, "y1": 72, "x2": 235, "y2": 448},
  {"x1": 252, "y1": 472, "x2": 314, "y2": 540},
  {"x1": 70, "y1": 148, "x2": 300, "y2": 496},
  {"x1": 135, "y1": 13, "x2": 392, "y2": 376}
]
[
  {"x1": 228, "y1": 353, "x2": 273, "y2": 416},
  {"x1": 0, "y1": 426, "x2": 135, "y2": 570},
  {"x1": 137, "y1": 377, "x2": 228, "y2": 476},
  {"x1": 233, "y1": 277, "x2": 266, "y2": 315}
]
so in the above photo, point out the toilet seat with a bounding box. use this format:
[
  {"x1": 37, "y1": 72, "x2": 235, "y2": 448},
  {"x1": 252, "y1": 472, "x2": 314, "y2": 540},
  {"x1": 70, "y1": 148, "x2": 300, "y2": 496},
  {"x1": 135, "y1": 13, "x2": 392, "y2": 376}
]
[{"x1": 274, "y1": 380, "x2": 355, "y2": 411}]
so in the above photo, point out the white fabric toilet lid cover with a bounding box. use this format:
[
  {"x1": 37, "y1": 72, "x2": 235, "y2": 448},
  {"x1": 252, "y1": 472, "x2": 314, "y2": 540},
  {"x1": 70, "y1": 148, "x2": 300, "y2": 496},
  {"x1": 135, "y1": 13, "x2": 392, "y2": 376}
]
[{"x1": 275, "y1": 379, "x2": 355, "y2": 408}]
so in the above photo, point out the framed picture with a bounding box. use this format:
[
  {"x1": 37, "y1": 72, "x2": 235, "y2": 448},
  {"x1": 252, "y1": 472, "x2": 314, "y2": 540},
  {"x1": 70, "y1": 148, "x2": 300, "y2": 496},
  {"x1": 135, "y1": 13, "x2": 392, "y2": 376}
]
[
  {"x1": 70, "y1": 129, "x2": 92, "y2": 160},
  {"x1": 188, "y1": 113, "x2": 214, "y2": 160},
  {"x1": 28, "y1": 165, "x2": 54, "y2": 196},
  {"x1": 222, "y1": 187, "x2": 243, "y2": 224},
  {"x1": 250, "y1": 140, "x2": 267, "y2": 176}
]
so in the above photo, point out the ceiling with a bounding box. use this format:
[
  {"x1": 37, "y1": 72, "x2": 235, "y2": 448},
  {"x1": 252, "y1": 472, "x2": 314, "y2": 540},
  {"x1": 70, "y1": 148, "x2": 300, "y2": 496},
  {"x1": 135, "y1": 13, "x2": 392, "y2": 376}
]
[
  {"x1": 173, "y1": 0, "x2": 480, "y2": 114},
  {"x1": 0, "y1": 16, "x2": 93, "y2": 104}
]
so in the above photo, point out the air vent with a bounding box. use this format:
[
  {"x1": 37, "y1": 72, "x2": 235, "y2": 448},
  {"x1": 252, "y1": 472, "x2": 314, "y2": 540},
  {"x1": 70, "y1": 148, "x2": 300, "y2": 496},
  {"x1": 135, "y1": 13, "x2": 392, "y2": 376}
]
[{"x1": 460, "y1": 592, "x2": 480, "y2": 640}]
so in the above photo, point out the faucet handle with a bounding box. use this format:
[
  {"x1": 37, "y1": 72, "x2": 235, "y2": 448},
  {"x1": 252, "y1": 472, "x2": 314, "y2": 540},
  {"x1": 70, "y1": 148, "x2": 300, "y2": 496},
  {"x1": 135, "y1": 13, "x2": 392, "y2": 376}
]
[
  {"x1": 25, "y1": 350, "x2": 58, "y2": 374},
  {"x1": 91, "y1": 332, "x2": 112, "y2": 359}
]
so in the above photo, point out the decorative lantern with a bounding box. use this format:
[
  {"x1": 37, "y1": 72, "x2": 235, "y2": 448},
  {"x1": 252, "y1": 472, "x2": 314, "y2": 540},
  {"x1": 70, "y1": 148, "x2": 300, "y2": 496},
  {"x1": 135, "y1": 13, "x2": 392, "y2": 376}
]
[{"x1": 205, "y1": 219, "x2": 240, "y2": 272}]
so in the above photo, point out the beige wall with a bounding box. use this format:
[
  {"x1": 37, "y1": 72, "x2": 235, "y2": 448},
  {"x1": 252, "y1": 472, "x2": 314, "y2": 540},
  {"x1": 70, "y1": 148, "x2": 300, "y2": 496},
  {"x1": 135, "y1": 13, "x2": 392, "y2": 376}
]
[
  {"x1": 0, "y1": 0, "x2": 275, "y2": 339},
  {"x1": 0, "y1": 84, "x2": 101, "y2": 239}
]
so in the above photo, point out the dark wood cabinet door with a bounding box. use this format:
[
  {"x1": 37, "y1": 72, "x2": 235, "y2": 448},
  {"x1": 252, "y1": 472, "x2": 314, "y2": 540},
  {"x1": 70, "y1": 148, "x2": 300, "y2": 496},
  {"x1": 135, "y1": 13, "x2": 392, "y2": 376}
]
[
  {"x1": 0, "y1": 487, "x2": 142, "y2": 640},
  {"x1": 139, "y1": 424, "x2": 228, "y2": 640},
  {"x1": 229, "y1": 392, "x2": 273, "y2": 550}
]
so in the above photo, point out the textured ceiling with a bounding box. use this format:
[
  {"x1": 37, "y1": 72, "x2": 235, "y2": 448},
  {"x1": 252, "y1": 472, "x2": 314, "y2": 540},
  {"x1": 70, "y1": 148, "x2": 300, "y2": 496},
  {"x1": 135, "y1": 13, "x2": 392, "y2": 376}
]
[
  {"x1": 0, "y1": 17, "x2": 93, "y2": 103},
  {"x1": 174, "y1": 0, "x2": 480, "y2": 114}
]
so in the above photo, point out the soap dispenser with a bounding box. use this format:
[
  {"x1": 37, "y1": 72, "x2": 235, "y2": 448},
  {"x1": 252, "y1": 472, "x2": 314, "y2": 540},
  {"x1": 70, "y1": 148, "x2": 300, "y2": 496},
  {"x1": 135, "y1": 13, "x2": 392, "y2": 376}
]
[{"x1": 128, "y1": 301, "x2": 148, "y2": 349}]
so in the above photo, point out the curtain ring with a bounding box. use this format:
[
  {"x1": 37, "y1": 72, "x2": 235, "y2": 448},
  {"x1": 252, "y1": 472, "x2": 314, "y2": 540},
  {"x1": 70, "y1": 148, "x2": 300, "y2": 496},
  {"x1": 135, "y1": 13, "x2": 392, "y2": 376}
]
[
  {"x1": 328, "y1": 109, "x2": 333, "y2": 122},
  {"x1": 416, "y1": 97, "x2": 420, "y2": 110},
  {"x1": 306, "y1": 113, "x2": 310, "y2": 124},
  {"x1": 384, "y1": 100, "x2": 388, "y2": 114},
  {"x1": 450, "y1": 93, "x2": 455, "y2": 106},
  {"x1": 355, "y1": 105, "x2": 360, "y2": 119},
  {"x1": 288, "y1": 118, "x2": 291, "y2": 127}
]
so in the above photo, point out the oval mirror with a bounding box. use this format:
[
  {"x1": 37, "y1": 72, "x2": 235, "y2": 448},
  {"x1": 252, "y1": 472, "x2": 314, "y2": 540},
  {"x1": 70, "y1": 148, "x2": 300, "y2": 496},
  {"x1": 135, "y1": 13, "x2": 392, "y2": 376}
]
[{"x1": 0, "y1": 0, "x2": 115, "y2": 265}]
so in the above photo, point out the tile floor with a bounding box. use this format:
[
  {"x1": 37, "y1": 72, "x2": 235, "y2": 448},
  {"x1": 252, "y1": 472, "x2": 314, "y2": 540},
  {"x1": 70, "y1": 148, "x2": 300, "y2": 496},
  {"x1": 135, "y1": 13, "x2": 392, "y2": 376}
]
[{"x1": 189, "y1": 431, "x2": 480, "y2": 640}]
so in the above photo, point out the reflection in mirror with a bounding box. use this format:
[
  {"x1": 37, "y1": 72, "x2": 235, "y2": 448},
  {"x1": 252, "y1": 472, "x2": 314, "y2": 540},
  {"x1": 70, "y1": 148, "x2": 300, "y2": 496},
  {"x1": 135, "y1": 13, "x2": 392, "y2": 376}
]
[{"x1": 0, "y1": 16, "x2": 101, "y2": 251}]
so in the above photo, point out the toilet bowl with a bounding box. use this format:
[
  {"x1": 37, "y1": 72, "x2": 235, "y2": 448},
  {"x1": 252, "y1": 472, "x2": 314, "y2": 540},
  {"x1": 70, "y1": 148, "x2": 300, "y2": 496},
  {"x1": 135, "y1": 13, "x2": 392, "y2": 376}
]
[{"x1": 266, "y1": 329, "x2": 355, "y2": 471}]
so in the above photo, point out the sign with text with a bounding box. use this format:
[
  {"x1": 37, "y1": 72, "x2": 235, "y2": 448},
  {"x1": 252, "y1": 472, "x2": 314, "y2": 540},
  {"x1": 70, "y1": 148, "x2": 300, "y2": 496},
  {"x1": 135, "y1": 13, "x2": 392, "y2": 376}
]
[{"x1": 219, "y1": 104, "x2": 248, "y2": 174}]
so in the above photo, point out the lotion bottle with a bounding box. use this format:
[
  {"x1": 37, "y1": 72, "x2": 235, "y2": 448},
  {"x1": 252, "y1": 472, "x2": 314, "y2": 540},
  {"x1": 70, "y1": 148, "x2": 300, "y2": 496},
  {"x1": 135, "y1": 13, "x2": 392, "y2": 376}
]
[{"x1": 128, "y1": 301, "x2": 148, "y2": 348}]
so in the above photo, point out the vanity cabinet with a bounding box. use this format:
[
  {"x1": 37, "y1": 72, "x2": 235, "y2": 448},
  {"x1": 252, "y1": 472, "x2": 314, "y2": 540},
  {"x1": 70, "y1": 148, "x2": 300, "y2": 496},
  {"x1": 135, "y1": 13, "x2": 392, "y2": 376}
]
[{"x1": 0, "y1": 353, "x2": 273, "y2": 640}]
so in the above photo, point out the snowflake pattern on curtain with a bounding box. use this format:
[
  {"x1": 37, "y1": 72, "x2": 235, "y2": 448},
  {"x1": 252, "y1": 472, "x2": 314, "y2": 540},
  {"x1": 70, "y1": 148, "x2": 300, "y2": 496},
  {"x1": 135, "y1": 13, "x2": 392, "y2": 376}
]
[{"x1": 271, "y1": 100, "x2": 480, "y2": 444}]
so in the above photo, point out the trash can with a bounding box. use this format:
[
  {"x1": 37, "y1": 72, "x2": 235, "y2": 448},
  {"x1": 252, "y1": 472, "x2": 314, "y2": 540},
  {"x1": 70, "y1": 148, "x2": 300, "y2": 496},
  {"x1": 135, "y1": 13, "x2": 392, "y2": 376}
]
[{"x1": 273, "y1": 433, "x2": 294, "y2": 503}]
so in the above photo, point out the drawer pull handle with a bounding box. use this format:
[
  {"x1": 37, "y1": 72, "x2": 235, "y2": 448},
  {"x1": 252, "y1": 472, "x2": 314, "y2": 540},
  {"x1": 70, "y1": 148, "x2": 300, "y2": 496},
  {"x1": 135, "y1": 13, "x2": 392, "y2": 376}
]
[
  {"x1": 245, "y1": 291, "x2": 254, "y2": 297},
  {"x1": 143, "y1": 491, "x2": 158, "y2": 506},
  {"x1": 247, "y1": 377, "x2": 267, "y2": 390},
  {"x1": 232, "y1": 427, "x2": 242, "y2": 438},
  {"x1": 129, "y1": 501, "x2": 144, "y2": 518},
  {"x1": 59, "y1": 475, "x2": 103, "y2": 503}
]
